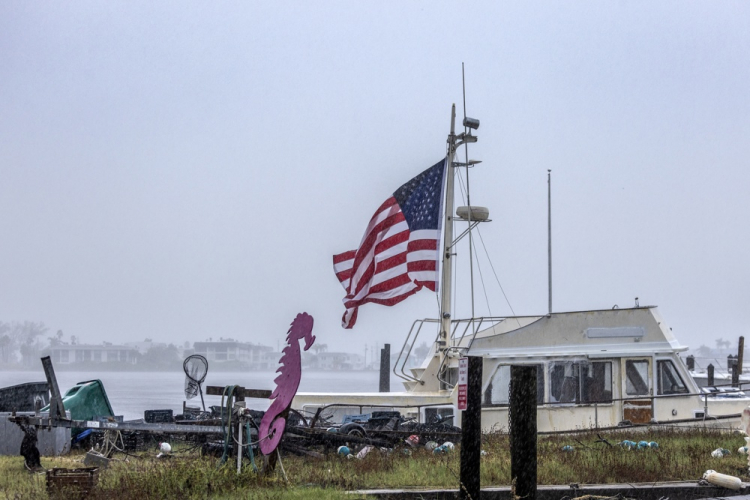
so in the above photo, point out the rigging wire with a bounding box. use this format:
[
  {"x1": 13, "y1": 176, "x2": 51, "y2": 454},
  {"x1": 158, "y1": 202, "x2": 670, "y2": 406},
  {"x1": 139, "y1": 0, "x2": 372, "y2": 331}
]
[
  {"x1": 455, "y1": 174, "x2": 490, "y2": 317},
  {"x1": 455, "y1": 170, "x2": 522, "y2": 327},
  {"x1": 474, "y1": 226, "x2": 521, "y2": 324}
]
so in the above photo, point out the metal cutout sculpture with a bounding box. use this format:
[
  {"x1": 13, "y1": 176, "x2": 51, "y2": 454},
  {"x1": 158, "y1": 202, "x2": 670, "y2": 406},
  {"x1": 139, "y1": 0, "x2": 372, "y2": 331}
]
[{"x1": 259, "y1": 312, "x2": 315, "y2": 455}]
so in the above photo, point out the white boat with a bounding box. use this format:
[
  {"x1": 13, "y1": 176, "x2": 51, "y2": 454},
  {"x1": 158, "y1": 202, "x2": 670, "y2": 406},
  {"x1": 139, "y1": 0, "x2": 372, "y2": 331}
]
[{"x1": 292, "y1": 105, "x2": 750, "y2": 432}]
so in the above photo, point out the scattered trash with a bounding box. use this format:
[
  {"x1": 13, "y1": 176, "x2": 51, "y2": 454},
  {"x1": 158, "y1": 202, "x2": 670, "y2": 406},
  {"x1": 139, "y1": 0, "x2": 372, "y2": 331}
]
[
  {"x1": 619, "y1": 440, "x2": 637, "y2": 450},
  {"x1": 356, "y1": 445, "x2": 374, "y2": 459},
  {"x1": 442, "y1": 441, "x2": 455, "y2": 451},
  {"x1": 405, "y1": 434, "x2": 420, "y2": 447},
  {"x1": 480, "y1": 450, "x2": 488, "y2": 456},
  {"x1": 337, "y1": 446, "x2": 350, "y2": 456},
  {"x1": 562, "y1": 445, "x2": 574, "y2": 452},
  {"x1": 156, "y1": 442, "x2": 172, "y2": 458},
  {"x1": 327, "y1": 427, "x2": 338, "y2": 433},
  {"x1": 637, "y1": 441, "x2": 649, "y2": 450},
  {"x1": 738, "y1": 446, "x2": 748, "y2": 455},
  {"x1": 703, "y1": 469, "x2": 742, "y2": 490},
  {"x1": 84, "y1": 450, "x2": 110, "y2": 469},
  {"x1": 711, "y1": 448, "x2": 731, "y2": 458},
  {"x1": 424, "y1": 441, "x2": 438, "y2": 451},
  {"x1": 649, "y1": 441, "x2": 659, "y2": 449},
  {"x1": 401, "y1": 448, "x2": 412, "y2": 456},
  {"x1": 595, "y1": 433, "x2": 613, "y2": 447}
]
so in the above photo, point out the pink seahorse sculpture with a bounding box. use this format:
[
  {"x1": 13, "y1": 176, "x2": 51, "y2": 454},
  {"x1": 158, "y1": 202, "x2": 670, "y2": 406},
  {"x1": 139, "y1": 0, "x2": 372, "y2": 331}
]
[{"x1": 259, "y1": 312, "x2": 315, "y2": 455}]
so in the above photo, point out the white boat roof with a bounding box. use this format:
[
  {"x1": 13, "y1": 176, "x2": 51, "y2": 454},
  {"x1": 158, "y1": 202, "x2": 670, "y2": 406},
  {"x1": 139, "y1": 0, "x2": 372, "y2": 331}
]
[{"x1": 466, "y1": 306, "x2": 686, "y2": 359}]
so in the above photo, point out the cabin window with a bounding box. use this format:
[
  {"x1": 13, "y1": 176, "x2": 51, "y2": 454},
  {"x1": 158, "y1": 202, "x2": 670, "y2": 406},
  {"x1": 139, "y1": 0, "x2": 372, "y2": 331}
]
[
  {"x1": 625, "y1": 360, "x2": 650, "y2": 396},
  {"x1": 657, "y1": 360, "x2": 689, "y2": 395},
  {"x1": 483, "y1": 364, "x2": 544, "y2": 406},
  {"x1": 549, "y1": 361, "x2": 612, "y2": 404}
]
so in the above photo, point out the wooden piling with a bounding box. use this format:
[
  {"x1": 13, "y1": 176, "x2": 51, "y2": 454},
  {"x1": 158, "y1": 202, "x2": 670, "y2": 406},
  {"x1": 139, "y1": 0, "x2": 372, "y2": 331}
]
[
  {"x1": 510, "y1": 365, "x2": 537, "y2": 500},
  {"x1": 459, "y1": 356, "x2": 482, "y2": 500}
]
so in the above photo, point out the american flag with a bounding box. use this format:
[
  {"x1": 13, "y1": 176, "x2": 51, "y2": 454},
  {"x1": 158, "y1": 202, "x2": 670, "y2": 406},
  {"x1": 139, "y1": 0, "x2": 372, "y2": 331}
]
[{"x1": 333, "y1": 159, "x2": 446, "y2": 329}]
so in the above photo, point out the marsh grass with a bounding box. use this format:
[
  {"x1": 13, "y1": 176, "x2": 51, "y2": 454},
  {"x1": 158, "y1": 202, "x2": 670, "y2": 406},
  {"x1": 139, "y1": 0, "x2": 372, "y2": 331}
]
[{"x1": 1, "y1": 427, "x2": 748, "y2": 499}]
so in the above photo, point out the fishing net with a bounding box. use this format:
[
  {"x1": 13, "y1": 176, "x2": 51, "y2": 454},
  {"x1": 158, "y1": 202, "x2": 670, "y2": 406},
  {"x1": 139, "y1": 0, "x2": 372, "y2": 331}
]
[{"x1": 183, "y1": 355, "x2": 208, "y2": 411}]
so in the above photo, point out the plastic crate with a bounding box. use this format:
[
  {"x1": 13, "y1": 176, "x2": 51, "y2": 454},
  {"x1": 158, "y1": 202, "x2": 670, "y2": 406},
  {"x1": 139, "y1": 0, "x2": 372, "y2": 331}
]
[
  {"x1": 46, "y1": 467, "x2": 99, "y2": 499},
  {"x1": 121, "y1": 431, "x2": 145, "y2": 451},
  {"x1": 144, "y1": 409, "x2": 173, "y2": 423}
]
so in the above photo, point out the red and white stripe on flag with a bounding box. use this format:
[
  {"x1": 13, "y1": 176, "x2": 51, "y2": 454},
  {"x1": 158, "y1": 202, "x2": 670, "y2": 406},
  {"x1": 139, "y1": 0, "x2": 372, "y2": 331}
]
[{"x1": 333, "y1": 196, "x2": 439, "y2": 329}]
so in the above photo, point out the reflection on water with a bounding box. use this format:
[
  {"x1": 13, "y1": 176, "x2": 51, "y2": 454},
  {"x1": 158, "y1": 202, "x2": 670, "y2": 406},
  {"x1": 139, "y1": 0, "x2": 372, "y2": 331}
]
[{"x1": 0, "y1": 370, "x2": 403, "y2": 420}]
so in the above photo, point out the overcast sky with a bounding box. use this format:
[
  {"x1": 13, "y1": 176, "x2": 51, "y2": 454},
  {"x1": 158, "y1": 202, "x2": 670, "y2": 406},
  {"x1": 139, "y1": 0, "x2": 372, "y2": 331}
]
[{"x1": 1, "y1": 2, "x2": 749, "y2": 359}]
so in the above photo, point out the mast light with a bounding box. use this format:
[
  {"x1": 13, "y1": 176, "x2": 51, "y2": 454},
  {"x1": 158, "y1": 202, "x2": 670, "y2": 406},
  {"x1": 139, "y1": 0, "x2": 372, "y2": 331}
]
[{"x1": 463, "y1": 117, "x2": 480, "y2": 130}]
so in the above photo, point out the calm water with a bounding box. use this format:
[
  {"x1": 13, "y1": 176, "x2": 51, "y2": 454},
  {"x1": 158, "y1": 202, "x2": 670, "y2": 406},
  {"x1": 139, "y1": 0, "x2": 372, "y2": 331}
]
[{"x1": 0, "y1": 369, "x2": 403, "y2": 421}]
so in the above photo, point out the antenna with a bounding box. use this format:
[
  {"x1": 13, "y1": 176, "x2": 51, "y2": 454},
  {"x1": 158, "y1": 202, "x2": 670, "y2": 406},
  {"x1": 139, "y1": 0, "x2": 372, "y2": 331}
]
[
  {"x1": 462, "y1": 63, "x2": 476, "y2": 335},
  {"x1": 548, "y1": 169, "x2": 552, "y2": 316}
]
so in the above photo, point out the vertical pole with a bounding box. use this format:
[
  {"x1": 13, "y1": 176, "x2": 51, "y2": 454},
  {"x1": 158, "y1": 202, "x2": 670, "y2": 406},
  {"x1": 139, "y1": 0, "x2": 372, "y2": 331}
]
[
  {"x1": 686, "y1": 355, "x2": 695, "y2": 371},
  {"x1": 439, "y1": 105, "x2": 457, "y2": 355},
  {"x1": 233, "y1": 388, "x2": 246, "y2": 461},
  {"x1": 379, "y1": 344, "x2": 391, "y2": 392},
  {"x1": 237, "y1": 418, "x2": 243, "y2": 473},
  {"x1": 732, "y1": 364, "x2": 739, "y2": 388},
  {"x1": 459, "y1": 356, "x2": 482, "y2": 500},
  {"x1": 708, "y1": 364, "x2": 715, "y2": 386},
  {"x1": 738, "y1": 337, "x2": 745, "y2": 375},
  {"x1": 511, "y1": 365, "x2": 537, "y2": 500},
  {"x1": 548, "y1": 169, "x2": 552, "y2": 316}
]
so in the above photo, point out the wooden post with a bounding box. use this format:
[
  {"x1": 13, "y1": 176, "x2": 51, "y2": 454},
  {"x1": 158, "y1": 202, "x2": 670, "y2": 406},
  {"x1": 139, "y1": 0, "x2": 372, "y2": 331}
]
[
  {"x1": 686, "y1": 355, "x2": 695, "y2": 371},
  {"x1": 379, "y1": 344, "x2": 390, "y2": 392},
  {"x1": 41, "y1": 356, "x2": 66, "y2": 420},
  {"x1": 728, "y1": 355, "x2": 737, "y2": 373},
  {"x1": 510, "y1": 365, "x2": 537, "y2": 500},
  {"x1": 708, "y1": 364, "x2": 715, "y2": 386},
  {"x1": 459, "y1": 356, "x2": 482, "y2": 500}
]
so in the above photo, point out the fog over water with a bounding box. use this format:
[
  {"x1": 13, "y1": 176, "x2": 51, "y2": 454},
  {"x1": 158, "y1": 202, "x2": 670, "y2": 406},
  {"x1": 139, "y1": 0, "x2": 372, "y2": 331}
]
[{"x1": 2, "y1": 2, "x2": 750, "y2": 357}]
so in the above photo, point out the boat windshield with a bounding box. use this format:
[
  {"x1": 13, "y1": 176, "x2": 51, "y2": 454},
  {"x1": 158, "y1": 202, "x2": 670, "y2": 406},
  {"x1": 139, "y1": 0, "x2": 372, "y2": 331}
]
[
  {"x1": 483, "y1": 364, "x2": 545, "y2": 406},
  {"x1": 657, "y1": 359, "x2": 689, "y2": 395},
  {"x1": 549, "y1": 361, "x2": 613, "y2": 404}
]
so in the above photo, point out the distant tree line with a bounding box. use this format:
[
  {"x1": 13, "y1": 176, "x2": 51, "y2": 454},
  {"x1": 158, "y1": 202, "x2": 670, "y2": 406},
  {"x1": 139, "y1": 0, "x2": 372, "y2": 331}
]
[
  {"x1": 0, "y1": 321, "x2": 49, "y2": 368},
  {"x1": 0, "y1": 320, "x2": 183, "y2": 371}
]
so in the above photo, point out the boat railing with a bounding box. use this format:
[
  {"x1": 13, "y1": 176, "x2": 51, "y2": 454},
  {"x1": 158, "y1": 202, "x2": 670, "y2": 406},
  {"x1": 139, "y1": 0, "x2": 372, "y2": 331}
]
[
  {"x1": 394, "y1": 316, "x2": 505, "y2": 387},
  {"x1": 393, "y1": 318, "x2": 441, "y2": 385},
  {"x1": 435, "y1": 316, "x2": 507, "y2": 389}
]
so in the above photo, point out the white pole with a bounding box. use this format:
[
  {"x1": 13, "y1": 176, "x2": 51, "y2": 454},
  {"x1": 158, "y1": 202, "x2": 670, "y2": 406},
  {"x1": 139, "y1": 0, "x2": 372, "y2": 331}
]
[
  {"x1": 439, "y1": 105, "x2": 457, "y2": 353},
  {"x1": 236, "y1": 419, "x2": 242, "y2": 473}
]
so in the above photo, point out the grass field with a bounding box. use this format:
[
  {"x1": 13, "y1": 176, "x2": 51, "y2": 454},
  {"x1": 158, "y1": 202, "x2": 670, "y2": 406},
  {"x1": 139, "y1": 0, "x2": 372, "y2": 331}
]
[{"x1": 1, "y1": 427, "x2": 748, "y2": 499}]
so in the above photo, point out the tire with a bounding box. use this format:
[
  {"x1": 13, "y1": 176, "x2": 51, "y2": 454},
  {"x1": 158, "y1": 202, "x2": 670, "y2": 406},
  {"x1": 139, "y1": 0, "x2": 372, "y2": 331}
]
[{"x1": 339, "y1": 423, "x2": 367, "y2": 438}]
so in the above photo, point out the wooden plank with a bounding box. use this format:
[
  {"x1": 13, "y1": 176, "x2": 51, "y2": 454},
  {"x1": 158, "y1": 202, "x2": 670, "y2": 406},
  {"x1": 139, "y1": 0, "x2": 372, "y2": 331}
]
[{"x1": 205, "y1": 386, "x2": 271, "y2": 399}]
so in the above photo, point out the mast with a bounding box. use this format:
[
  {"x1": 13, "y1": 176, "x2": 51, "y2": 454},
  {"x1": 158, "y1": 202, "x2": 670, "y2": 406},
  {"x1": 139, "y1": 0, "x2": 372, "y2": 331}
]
[
  {"x1": 439, "y1": 105, "x2": 458, "y2": 352},
  {"x1": 439, "y1": 104, "x2": 478, "y2": 356}
]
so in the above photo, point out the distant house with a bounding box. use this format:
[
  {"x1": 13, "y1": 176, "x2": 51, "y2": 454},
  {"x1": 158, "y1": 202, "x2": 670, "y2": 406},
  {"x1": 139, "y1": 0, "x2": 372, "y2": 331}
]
[
  {"x1": 192, "y1": 339, "x2": 273, "y2": 367},
  {"x1": 314, "y1": 352, "x2": 364, "y2": 370},
  {"x1": 124, "y1": 339, "x2": 167, "y2": 355},
  {"x1": 49, "y1": 343, "x2": 139, "y2": 365}
]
